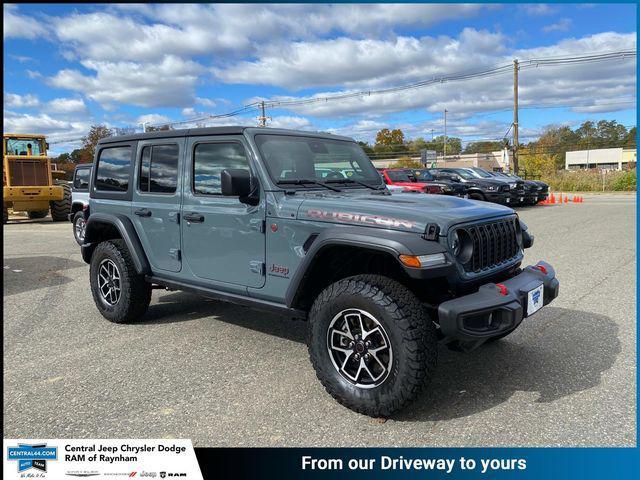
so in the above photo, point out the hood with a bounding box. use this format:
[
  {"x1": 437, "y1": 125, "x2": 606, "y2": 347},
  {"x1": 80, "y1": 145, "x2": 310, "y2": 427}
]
[
  {"x1": 464, "y1": 177, "x2": 506, "y2": 186},
  {"x1": 296, "y1": 190, "x2": 515, "y2": 234}
]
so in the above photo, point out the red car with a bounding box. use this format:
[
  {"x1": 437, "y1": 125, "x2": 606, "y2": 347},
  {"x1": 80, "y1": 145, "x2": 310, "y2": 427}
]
[{"x1": 378, "y1": 168, "x2": 449, "y2": 194}]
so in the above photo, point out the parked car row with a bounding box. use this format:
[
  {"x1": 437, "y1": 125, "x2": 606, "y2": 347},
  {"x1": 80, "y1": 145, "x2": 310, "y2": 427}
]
[{"x1": 378, "y1": 167, "x2": 549, "y2": 206}]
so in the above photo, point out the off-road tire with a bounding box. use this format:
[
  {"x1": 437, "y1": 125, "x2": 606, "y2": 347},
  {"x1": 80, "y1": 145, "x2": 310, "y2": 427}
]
[
  {"x1": 72, "y1": 211, "x2": 86, "y2": 246},
  {"x1": 89, "y1": 239, "x2": 151, "y2": 323},
  {"x1": 28, "y1": 210, "x2": 49, "y2": 219},
  {"x1": 50, "y1": 182, "x2": 71, "y2": 221},
  {"x1": 308, "y1": 274, "x2": 437, "y2": 417}
]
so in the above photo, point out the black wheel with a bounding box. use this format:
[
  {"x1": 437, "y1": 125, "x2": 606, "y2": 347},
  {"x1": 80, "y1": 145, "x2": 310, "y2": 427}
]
[
  {"x1": 3, "y1": 207, "x2": 9, "y2": 224},
  {"x1": 308, "y1": 274, "x2": 437, "y2": 417},
  {"x1": 72, "y1": 211, "x2": 86, "y2": 245},
  {"x1": 50, "y1": 182, "x2": 71, "y2": 222},
  {"x1": 89, "y1": 239, "x2": 151, "y2": 323},
  {"x1": 28, "y1": 210, "x2": 49, "y2": 219},
  {"x1": 469, "y1": 192, "x2": 485, "y2": 201}
]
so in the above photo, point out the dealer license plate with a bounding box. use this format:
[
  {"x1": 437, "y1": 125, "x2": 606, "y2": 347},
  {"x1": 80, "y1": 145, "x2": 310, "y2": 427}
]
[{"x1": 526, "y1": 284, "x2": 544, "y2": 317}]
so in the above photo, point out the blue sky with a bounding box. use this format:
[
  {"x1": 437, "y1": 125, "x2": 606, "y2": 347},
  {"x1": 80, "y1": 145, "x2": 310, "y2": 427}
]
[{"x1": 3, "y1": 3, "x2": 637, "y2": 155}]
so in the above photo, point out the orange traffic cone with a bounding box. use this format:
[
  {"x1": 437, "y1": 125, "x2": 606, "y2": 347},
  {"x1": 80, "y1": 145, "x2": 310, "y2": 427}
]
[
  {"x1": 572, "y1": 195, "x2": 576, "y2": 203},
  {"x1": 558, "y1": 193, "x2": 563, "y2": 204},
  {"x1": 564, "y1": 196, "x2": 568, "y2": 203},
  {"x1": 550, "y1": 193, "x2": 556, "y2": 204}
]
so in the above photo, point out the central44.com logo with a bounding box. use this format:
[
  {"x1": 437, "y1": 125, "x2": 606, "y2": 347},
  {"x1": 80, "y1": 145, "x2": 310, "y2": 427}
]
[{"x1": 7, "y1": 444, "x2": 58, "y2": 474}]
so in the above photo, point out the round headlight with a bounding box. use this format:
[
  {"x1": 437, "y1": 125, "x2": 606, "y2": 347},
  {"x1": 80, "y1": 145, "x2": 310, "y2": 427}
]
[
  {"x1": 451, "y1": 230, "x2": 461, "y2": 256},
  {"x1": 451, "y1": 229, "x2": 473, "y2": 264}
]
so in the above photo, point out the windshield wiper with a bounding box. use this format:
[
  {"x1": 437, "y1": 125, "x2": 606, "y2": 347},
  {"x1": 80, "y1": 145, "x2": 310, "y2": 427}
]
[
  {"x1": 324, "y1": 178, "x2": 385, "y2": 191},
  {"x1": 276, "y1": 179, "x2": 342, "y2": 192}
]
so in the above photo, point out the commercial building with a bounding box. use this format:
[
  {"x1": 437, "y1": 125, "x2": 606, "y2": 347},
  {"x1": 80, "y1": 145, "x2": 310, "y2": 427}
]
[
  {"x1": 565, "y1": 148, "x2": 637, "y2": 170},
  {"x1": 372, "y1": 150, "x2": 510, "y2": 171}
]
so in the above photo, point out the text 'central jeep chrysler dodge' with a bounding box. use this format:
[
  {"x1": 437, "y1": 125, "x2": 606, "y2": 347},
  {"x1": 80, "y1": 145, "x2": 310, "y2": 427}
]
[{"x1": 81, "y1": 127, "x2": 559, "y2": 416}]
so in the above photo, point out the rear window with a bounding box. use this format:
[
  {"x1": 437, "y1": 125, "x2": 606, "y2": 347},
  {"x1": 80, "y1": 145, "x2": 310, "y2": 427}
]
[
  {"x1": 73, "y1": 168, "x2": 91, "y2": 190},
  {"x1": 95, "y1": 146, "x2": 132, "y2": 192},
  {"x1": 139, "y1": 144, "x2": 179, "y2": 194}
]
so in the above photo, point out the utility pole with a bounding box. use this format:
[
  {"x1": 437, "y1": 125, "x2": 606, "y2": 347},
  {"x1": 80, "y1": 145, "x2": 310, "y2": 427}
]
[
  {"x1": 258, "y1": 101, "x2": 268, "y2": 127},
  {"x1": 513, "y1": 59, "x2": 519, "y2": 174},
  {"x1": 443, "y1": 109, "x2": 448, "y2": 165},
  {"x1": 431, "y1": 129, "x2": 434, "y2": 141}
]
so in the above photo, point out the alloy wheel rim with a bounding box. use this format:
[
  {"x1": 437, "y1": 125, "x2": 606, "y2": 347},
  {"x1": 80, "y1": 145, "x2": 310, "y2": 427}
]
[
  {"x1": 326, "y1": 309, "x2": 393, "y2": 389},
  {"x1": 98, "y1": 259, "x2": 121, "y2": 305},
  {"x1": 75, "y1": 218, "x2": 86, "y2": 242}
]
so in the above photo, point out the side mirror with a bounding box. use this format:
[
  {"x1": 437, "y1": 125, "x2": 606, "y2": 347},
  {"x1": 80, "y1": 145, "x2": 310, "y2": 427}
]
[
  {"x1": 221, "y1": 169, "x2": 258, "y2": 205},
  {"x1": 45, "y1": 142, "x2": 50, "y2": 150}
]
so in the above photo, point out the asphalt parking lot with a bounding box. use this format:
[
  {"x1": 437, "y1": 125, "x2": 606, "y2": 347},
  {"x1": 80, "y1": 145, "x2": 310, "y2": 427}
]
[{"x1": 3, "y1": 194, "x2": 636, "y2": 447}]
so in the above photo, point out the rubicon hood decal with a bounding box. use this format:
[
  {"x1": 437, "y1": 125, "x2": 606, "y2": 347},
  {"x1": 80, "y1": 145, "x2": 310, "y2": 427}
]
[{"x1": 307, "y1": 209, "x2": 416, "y2": 229}]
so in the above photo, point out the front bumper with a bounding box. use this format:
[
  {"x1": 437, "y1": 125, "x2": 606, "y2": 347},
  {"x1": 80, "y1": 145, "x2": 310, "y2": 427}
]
[
  {"x1": 437, "y1": 261, "x2": 559, "y2": 341},
  {"x1": 484, "y1": 191, "x2": 511, "y2": 204}
]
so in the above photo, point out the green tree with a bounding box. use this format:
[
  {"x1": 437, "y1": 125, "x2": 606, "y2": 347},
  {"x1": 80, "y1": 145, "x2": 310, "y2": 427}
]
[
  {"x1": 81, "y1": 125, "x2": 113, "y2": 163},
  {"x1": 463, "y1": 141, "x2": 506, "y2": 154}
]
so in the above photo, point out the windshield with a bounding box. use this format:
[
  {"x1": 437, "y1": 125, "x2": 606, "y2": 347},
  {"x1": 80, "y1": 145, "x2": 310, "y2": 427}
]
[
  {"x1": 255, "y1": 134, "x2": 383, "y2": 187},
  {"x1": 450, "y1": 169, "x2": 476, "y2": 180},
  {"x1": 5, "y1": 138, "x2": 44, "y2": 156},
  {"x1": 386, "y1": 170, "x2": 415, "y2": 182},
  {"x1": 412, "y1": 169, "x2": 435, "y2": 181},
  {"x1": 471, "y1": 168, "x2": 493, "y2": 178}
]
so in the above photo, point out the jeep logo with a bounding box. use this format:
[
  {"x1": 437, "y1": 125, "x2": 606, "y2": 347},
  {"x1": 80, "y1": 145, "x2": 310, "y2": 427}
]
[{"x1": 307, "y1": 209, "x2": 415, "y2": 229}]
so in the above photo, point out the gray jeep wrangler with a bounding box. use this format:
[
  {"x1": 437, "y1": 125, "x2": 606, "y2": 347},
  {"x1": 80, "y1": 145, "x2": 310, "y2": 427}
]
[{"x1": 81, "y1": 127, "x2": 559, "y2": 416}]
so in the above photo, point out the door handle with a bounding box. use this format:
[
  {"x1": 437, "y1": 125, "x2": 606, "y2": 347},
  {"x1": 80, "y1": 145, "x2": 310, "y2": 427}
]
[
  {"x1": 134, "y1": 208, "x2": 152, "y2": 217},
  {"x1": 183, "y1": 212, "x2": 205, "y2": 223}
]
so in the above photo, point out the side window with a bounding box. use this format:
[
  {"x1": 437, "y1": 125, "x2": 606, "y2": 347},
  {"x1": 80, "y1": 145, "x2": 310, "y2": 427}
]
[
  {"x1": 95, "y1": 146, "x2": 132, "y2": 192},
  {"x1": 138, "y1": 144, "x2": 179, "y2": 194},
  {"x1": 193, "y1": 142, "x2": 248, "y2": 195},
  {"x1": 73, "y1": 168, "x2": 91, "y2": 190}
]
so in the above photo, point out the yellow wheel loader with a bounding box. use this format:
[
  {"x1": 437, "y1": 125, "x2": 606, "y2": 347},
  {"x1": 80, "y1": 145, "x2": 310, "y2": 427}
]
[{"x1": 3, "y1": 133, "x2": 71, "y2": 223}]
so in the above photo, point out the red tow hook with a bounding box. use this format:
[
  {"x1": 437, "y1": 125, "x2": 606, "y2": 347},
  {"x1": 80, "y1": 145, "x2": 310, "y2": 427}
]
[
  {"x1": 534, "y1": 265, "x2": 548, "y2": 275},
  {"x1": 496, "y1": 283, "x2": 508, "y2": 296}
]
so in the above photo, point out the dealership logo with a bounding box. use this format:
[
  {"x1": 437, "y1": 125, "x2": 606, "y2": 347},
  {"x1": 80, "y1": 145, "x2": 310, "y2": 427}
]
[
  {"x1": 532, "y1": 290, "x2": 541, "y2": 306},
  {"x1": 7, "y1": 444, "x2": 58, "y2": 473},
  {"x1": 65, "y1": 472, "x2": 100, "y2": 478}
]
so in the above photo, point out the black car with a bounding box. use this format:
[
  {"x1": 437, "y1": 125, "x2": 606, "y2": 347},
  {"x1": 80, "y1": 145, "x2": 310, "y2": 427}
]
[
  {"x1": 412, "y1": 168, "x2": 468, "y2": 197},
  {"x1": 491, "y1": 171, "x2": 549, "y2": 205},
  {"x1": 429, "y1": 167, "x2": 516, "y2": 205}
]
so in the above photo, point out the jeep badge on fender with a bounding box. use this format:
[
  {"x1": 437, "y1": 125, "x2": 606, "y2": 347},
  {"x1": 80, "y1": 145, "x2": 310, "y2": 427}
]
[{"x1": 79, "y1": 126, "x2": 559, "y2": 417}]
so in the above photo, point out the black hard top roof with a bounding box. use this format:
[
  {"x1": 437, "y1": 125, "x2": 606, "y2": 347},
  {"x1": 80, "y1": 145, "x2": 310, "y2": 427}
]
[{"x1": 98, "y1": 126, "x2": 354, "y2": 144}]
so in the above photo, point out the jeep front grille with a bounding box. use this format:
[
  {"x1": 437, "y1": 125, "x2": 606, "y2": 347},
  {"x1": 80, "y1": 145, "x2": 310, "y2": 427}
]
[{"x1": 463, "y1": 218, "x2": 520, "y2": 273}]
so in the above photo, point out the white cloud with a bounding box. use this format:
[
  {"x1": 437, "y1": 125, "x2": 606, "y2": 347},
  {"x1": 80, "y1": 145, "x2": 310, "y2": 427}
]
[
  {"x1": 4, "y1": 5, "x2": 48, "y2": 39},
  {"x1": 196, "y1": 97, "x2": 217, "y2": 108},
  {"x1": 3, "y1": 110, "x2": 90, "y2": 143},
  {"x1": 137, "y1": 113, "x2": 170, "y2": 125},
  {"x1": 4, "y1": 93, "x2": 40, "y2": 108},
  {"x1": 47, "y1": 97, "x2": 88, "y2": 114},
  {"x1": 9, "y1": 54, "x2": 35, "y2": 63},
  {"x1": 251, "y1": 32, "x2": 636, "y2": 120},
  {"x1": 26, "y1": 70, "x2": 42, "y2": 79},
  {"x1": 543, "y1": 19, "x2": 572, "y2": 33},
  {"x1": 214, "y1": 29, "x2": 507, "y2": 90},
  {"x1": 268, "y1": 116, "x2": 313, "y2": 130},
  {"x1": 181, "y1": 107, "x2": 197, "y2": 117},
  {"x1": 48, "y1": 55, "x2": 203, "y2": 108},
  {"x1": 520, "y1": 4, "x2": 556, "y2": 16}
]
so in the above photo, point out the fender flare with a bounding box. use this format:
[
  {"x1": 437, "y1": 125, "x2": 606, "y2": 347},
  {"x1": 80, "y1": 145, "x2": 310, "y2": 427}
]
[
  {"x1": 284, "y1": 226, "x2": 449, "y2": 308},
  {"x1": 82, "y1": 212, "x2": 151, "y2": 275}
]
